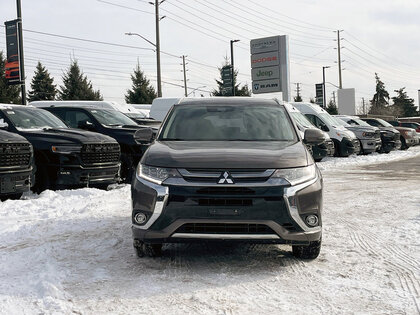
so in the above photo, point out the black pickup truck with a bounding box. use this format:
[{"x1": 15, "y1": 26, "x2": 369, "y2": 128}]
[
  {"x1": 0, "y1": 104, "x2": 121, "y2": 192},
  {"x1": 33, "y1": 104, "x2": 153, "y2": 182},
  {"x1": 0, "y1": 126, "x2": 33, "y2": 200}
]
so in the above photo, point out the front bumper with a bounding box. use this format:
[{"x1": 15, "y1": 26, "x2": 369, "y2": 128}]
[
  {"x1": 55, "y1": 163, "x2": 120, "y2": 188},
  {"x1": 360, "y1": 138, "x2": 378, "y2": 154},
  {"x1": 131, "y1": 173, "x2": 323, "y2": 245},
  {"x1": 0, "y1": 167, "x2": 32, "y2": 195}
]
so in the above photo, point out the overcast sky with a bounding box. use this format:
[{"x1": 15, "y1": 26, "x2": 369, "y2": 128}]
[{"x1": 1, "y1": 0, "x2": 419, "y2": 110}]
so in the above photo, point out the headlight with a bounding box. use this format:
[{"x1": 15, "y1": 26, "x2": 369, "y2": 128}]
[
  {"x1": 271, "y1": 164, "x2": 317, "y2": 185},
  {"x1": 362, "y1": 132, "x2": 374, "y2": 138},
  {"x1": 51, "y1": 145, "x2": 82, "y2": 154},
  {"x1": 137, "y1": 164, "x2": 180, "y2": 184}
]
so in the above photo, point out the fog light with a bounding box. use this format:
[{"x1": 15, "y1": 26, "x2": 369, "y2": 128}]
[
  {"x1": 305, "y1": 215, "x2": 319, "y2": 227},
  {"x1": 134, "y1": 213, "x2": 147, "y2": 224}
]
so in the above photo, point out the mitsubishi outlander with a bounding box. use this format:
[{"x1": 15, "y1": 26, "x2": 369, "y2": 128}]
[{"x1": 131, "y1": 98, "x2": 325, "y2": 259}]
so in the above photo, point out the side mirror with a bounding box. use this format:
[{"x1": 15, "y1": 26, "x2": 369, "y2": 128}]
[
  {"x1": 78, "y1": 120, "x2": 95, "y2": 131},
  {"x1": 134, "y1": 128, "x2": 154, "y2": 143},
  {"x1": 0, "y1": 119, "x2": 8, "y2": 130},
  {"x1": 304, "y1": 128, "x2": 326, "y2": 145}
]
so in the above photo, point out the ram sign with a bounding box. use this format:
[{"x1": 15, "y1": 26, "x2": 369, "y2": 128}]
[
  {"x1": 250, "y1": 35, "x2": 290, "y2": 101},
  {"x1": 4, "y1": 19, "x2": 21, "y2": 85}
]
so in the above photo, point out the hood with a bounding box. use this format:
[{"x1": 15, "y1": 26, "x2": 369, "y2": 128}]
[
  {"x1": 393, "y1": 126, "x2": 415, "y2": 133},
  {"x1": 143, "y1": 141, "x2": 309, "y2": 169},
  {"x1": 19, "y1": 128, "x2": 116, "y2": 145},
  {"x1": 377, "y1": 126, "x2": 400, "y2": 134},
  {"x1": 0, "y1": 129, "x2": 29, "y2": 143}
]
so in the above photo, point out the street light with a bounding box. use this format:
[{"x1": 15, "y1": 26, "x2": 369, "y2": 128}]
[
  {"x1": 322, "y1": 66, "x2": 330, "y2": 109},
  {"x1": 230, "y1": 39, "x2": 240, "y2": 96}
]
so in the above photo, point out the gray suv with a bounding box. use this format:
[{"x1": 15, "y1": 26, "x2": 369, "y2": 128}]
[{"x1": 131, "y1": 98, "x2": 325, "y2": 259}]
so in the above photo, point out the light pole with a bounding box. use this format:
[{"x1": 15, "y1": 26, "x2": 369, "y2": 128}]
[
  {"x1": 322, "y1": 66, "x2": 330, "y2": 109},
  {"x1": 125, "y1": 32, "x2": 162, "y2": 97},
  {"x1": 230, "y1": 39, "x2": 240, "y2": 96}
]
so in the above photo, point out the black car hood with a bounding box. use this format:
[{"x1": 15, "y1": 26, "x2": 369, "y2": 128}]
[
  {"x1": 19, "y1": 128, "x2": 116, "y2": 145},
  {"x1": 142, "y1": 141, "x2": 309, "y2": 169},
  {"x1": 0, "y1": 129, "x2": 29, "y2": 143},
  {"x1": 378, "y1": 126, "x2": 399, "y2": 134}
]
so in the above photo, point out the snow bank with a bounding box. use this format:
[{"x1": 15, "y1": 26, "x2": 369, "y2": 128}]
[{"x1": 317, "y1": 145, "x2": 420, "y2": 171}]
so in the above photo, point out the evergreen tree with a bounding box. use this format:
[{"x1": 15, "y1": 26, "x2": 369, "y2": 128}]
[
  {"x1": 125, "y1": 64, "x2": 157, "y2": 104},
  {"x1": 58, "y1": 61, "x2": 102, "y2": 100},
  {"x1": 369, "y1": 73, "x2": 390, "y2": 115},
  {"x1": 212, "y1": 59, "x2": 251, "y2": 97},
  {"x1": 294, "y1": 95, "x2": 303, "y2": 102},
  {"x1": 326, "y1": 99, "x2": 338, "y2": 115},
  {"x1": 391, "y1": 88, "x2": 417, "y2": 117},
  {"x1": 0, "y1": 51, "x2": 21, "y2": 104},
  {"x1": 28, "y1": 62, "x2": 57, "y2": 102}
]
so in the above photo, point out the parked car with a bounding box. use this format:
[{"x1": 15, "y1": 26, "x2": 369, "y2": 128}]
[
  {"x1": 0, "y1": 122, "x2": 33, "y2": 200},
  {"x1": 399, "y1": 122, "x2": 420, "y2": 133},
  {"x1": 361, "y1": 118, "x2": 402, "y2": 152},
  {"x1": 31, "y1": 102, "x2": 150, "y2": 182},
  {"x1": 291, "y1": 102, "x2": 360, "y2": 157},
  {"x1": 31, "y1": 101, "x2": 161, "y2": 127},
  {"x1": 0, "y1": 104, "x2": 121, "y2": 192},
  {"x1": 387, "y1": 120, "x2": 419, "y2": 147},
  {"x1": 334, "y1": 115, "x2": 381, "y2": 154},
  {"x1": 132, "y1": 97, "x2": 325, "y2": 259},
  {"x1": 132, "y1": 104, "x2": 151, "y2": 117},
  {"x1": 150, "y1": 98, "x2": 181, "y2": 121},
  {"x1": 285, "y1": 103, "x2": 334, "y2": 161}
]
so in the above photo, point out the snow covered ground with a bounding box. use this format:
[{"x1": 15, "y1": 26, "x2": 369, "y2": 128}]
[{"x1": 1, "y1": 147, "x2": 419, "y2": 314}]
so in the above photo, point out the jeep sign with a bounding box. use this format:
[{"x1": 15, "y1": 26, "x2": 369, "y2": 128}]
[
  {"x1": 250, "y1": 35, "x2": 290, "y2": 100},
  {"x1": 251, "y1": 66, "x2": 280, "y2": 81}
]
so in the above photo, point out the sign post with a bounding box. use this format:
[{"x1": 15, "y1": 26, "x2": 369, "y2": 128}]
[
  {"x1": 315, "y1": 83, "x2": 324, "y2": 107},
  {"x1": 221, "y1": 65, "x2": 233, "y2": 96},
  {"x1": 4, "y1": 19, "x2": 21, "y2": 86},
  {"x1": 250, "y1": 35, "x2": 290, "y2": 101}
]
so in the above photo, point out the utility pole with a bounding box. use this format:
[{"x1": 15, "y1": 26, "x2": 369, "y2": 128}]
[
  {"x1": 16, "y1": 0, "x2": 26, "y2": 104},
  {"x1": 336, "y1": 30, "x2": 343, "y2": 90},
  {"x1": 154, "y1": 0, "x2": 163, "y2": 97},
  {"x1": 182, "y1": 55, "x2": 188, "y2": 97},
  {"x1": 230, "y1": 39, "x2": 240, "y2": 96},
  {"x1": 322, "y1": 66, "x2": 330, "y2": 109}
]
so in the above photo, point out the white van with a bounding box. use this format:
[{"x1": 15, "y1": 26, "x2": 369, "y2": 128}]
[
  {"x1": 284, "y1": 103, "x2": 335, "y2": 161},
  {"x1": 291, "y1": 102, "x2": 360, "y2": 156},
  {"x1": 150, "y1": 98, "x2": 181, "y2": 121}
]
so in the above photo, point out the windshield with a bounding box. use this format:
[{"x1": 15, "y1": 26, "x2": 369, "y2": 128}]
[
  {"x1": 89, "y1": 109, "x2": 137, "y2": 126},
  {"x1": 352, "y1": 118, "x2": 371, "y2": 127},
  {"x1": 333, "y1": 117, "x2": 350, "y2": 127},
  {"x1": 3, "y1": 107, "x2": 67, "y2": 130},
  {"x1": 291, "y1": 112, "x2": 315, "y2": 129},
  {"x1": 319, "y1": 113, "x2": 340, "y2": 127},
  {"x1": 160, "y1": 104, "x2": 297, "y2": 141},
  {"x1": 376, "y1": 118, "x2": 393, "y2": 127}
]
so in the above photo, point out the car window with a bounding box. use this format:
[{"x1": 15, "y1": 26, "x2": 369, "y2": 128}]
[
  {"x1": 89, "y1": 109, "x2": 136, "y2": 127},
  {"x1": 1, "y1": 108, "x2": 67, "y2": 130},
  {"x1": 63, "y1": 110, "x2": 92, "y2": 128},
  {"x1": 160, "y1": 104, "x2": 297, "y2": 141},
  {"x1": 365, "y1": 119, "x2": 381, "y2": 127}
]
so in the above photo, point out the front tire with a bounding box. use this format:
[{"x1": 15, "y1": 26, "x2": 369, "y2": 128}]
[{"x1": 292, "y1": 239, "x2": 321, "y2": 259}]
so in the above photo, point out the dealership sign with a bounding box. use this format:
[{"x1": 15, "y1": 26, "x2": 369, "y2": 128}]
[
  {"x1": 4, "y1": 19, "x2": 21, "y2": 85},
  {"x1": 250, "y1": 35, "x2": 290, "y2": 101}
]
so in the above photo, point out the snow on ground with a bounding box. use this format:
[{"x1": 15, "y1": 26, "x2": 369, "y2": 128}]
[
  {"x1": 317, "y1": 145, "x2": 420, "y2": 171},
  {"x1": 0, "y1": 148, "x2": 419, "y2": 314}
]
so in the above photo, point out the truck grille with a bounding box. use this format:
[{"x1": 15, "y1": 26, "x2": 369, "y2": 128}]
[
  {"x1": 179, "y1": 169, "x2": 274, "y2": 183},
  {"x1": 0, "y1": 143, "x2": 31, "y2": 168},
  {"x1": 81, "y1": 143, "x2": 120, "y2": 165},
  {"x1": 175, "y1": 223, "x2": 275, "y2": 234}
]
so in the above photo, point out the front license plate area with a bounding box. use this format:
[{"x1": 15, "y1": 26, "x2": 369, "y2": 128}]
[
  {"x1": 0, "y1": 177, "x2": 16, "y2": 193},
  {"x1": 209, "y1": 209, "x2": 242, "y2": 216}
]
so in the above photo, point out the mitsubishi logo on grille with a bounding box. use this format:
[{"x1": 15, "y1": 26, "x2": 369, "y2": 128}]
[{"x1": 218, "y1": 171, "x2": 234, "y2": 184}]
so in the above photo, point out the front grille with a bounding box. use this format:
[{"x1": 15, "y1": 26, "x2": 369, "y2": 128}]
[
  {"x1": 175, "y1": 223, "x2": 275, "y2": 234},
  {"x1": 179, "y1": 169, "x2": 273, "y2": 183},
  {"x1": 196, "y1": 187, "x2": 255, "y2": 195},
  {"x1": 0, "y1": 143, "x2": 31, "y2": 168},
  {"x1": 81, "y1": 143, "x2": 120, "y2": 165}
]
